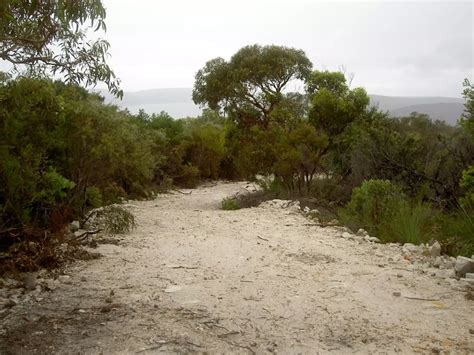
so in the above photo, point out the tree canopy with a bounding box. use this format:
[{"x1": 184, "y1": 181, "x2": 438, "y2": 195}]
[
  {"x1": 0, "y1": 0, "x2": 121, "y2": 97},
  {"x1": 192, "y1": 44, "x2": 312, "y2": 128}
]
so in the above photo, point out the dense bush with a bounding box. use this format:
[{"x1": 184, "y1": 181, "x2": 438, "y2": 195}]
[
  {"x1": 341, "y1": 179, "x2": 437, "y2": 244},
  {"x1": 0, "y1": 77, "x2": 233, "y2": 268}
]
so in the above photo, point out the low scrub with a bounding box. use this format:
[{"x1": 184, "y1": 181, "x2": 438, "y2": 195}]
[
  {"x1": 438, "y1": 206, "x2": 474, "y2": 256},
  {"x1": 85, "y1": 205, "x2": 136, "y2": 235},
  {"x1": 341, "y1": 179, "x2": 438, "y2": 244},
  {"x1": 221, "y1": 197, "x2": 241, "y2": 210}
]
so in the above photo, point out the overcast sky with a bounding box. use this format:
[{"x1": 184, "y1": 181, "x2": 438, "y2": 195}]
[{"x1": 102, "y1": 0, "x2": 473, "y2": 97}]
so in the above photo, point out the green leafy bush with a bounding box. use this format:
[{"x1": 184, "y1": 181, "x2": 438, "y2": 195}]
[
  {"x1": 222, "y1": 198, "x2": 241, "y2": 210},
  {"x1": 388, "y1": 202, "x2": 438, "y2": 244},
  {"x1": 341, "y1": 179, "x2": 405, "y2": 239},
  {"x1": 341, "y1": 179, "x2": 441, "y2": 245},
  {"x1": 438, "y1": 206, "x2": 474, "y2": 256},
  {"x1": 460, "y1": 166, "x2": 474, "y2": 209}
]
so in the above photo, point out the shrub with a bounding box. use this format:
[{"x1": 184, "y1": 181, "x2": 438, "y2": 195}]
[
  {"x1": 221, "y1": 198, "x2": 241, "y2": 210},
  {"x1": 460, "y1": 166, "x2": 474, "y2": 209},
  {"x1": 86, "y1": 205, "x2": 136, "y2": 235},
  {"x1": 340, "y1": 179, "x2": 405, "y2": 239},
  {"x1": 438, "y1": 206, "x2": 474, "y2": 256},
  {"x1": 388, "y1": 202, "x2": 439, "y2": 244}
]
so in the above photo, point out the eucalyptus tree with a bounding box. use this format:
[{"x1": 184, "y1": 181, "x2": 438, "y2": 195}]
[
  {"x1": 0, "y1": 0, "x2": 121, "y2": 96},
  {"x1": 193, "y1": 44, "x2": 312, "y2": 128}
]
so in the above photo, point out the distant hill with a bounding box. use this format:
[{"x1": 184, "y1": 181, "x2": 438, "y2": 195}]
[
  {"x1": 369, "y1": 95, "x2": 465, "y2": 125},
  {"x1": 101, "y1": 88, "x2": 201, "y2": 118},
  {"x1": 101, "y1": 88, "x2": 465, "y2": 125}
]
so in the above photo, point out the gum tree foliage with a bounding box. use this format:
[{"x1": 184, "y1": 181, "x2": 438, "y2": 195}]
[
  {"x1": 192, "y1": 44, "x2": 312, "y2": 128},
  {"x1": 459, "y1": 78, "x2": 474, "y2": 208},
  {"x1": 347, "y1": 112, "x2": 474, "y2": 207},
  {"x1": 461, "y1": 78, "x2": 474, "y2": 138},
  {"x1": 307, "y1": 70, "x2": 370, "y2": 138},
  {"x1": 0, "y1": 78, "x2": 156, "y2": 232},
  {"x1": 0, "y1": 0, "x2": 121, "y2": 97}
]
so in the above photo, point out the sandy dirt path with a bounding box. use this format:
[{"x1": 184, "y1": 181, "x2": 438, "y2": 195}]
[{"x1": 1, "y1": 181, "x2": 473, "y2": 354}]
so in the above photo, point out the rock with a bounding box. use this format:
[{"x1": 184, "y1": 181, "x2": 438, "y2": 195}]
[
  {"x1": 402, "y1": 243, "x2": 420, "y2": 254},
  {"x1": 439, "y1": 257, "x2": 454, "y2": 269},
  {"x1": 460, "y1": 278, "x2": 474, "y2": 285},
  {"x1": 23, "y1": 273, "x2": 37, "y2": 291},
  {"x1": 454, "y1": 256, "x2": 474, "y2": 277},
  {"x1": 465, "y1": 273, "x2": 474, "y2": 280},
  {"x1": 356, "y1": 228, "x2": 369, "y2": 237},
  {"x1": 58, "y1": 275, "x2": 72, "y2": 284},
  {"x1": 391, "y1": 254, "x2": 403, "y2": 263},
  {"x1": 469, "y1": 329, "x2": 474, "y2": 335},
  {"x1": 1, "y1": 278, "x2": 19, "y2": 288},
  {"x1": 70, "y1": 220, "x2": 80, "y2": 232},
  {"x1": 0, "y1": 288, "x2": 8, "y2": 299},
  {"x1": 332, "y1": 226, "x2": 352, "y2": 234},
  {"x1": 436, "y1": 269, "x2": 455, "y2": 279},
  {"x1": 365, "y1": 236, "x2": 381, "y2": 243},
  {"x1": 74, "y1": 229, "x2": 87, "y2": 238},
  {"x1": 393, "y1": 291, "x2": 401, "y2": 297},
  {"x1": 303, "y1": 206, "x2": 310, "y2": 213},
  {"x1": 327, "y1": 219, "x2": 340, "y2": 226},
  {"x1": 0, "y1": 297, "x2": 17, "y2": 309},
  {"x1": 432, "y1": 256, "x2": 443, "y2": 268},
  {"x1": 44, "y1": 279, "x2": 59, "y2": 291},
  {"x1": 164, "y1": 285, "x2": 182, "y2": 293},
  {"x1": 429, "y1": 241, "x2": 441, "y2": 257},
  {"x1": 341, "y1": 232, "x2": 354, "y2": 240}
]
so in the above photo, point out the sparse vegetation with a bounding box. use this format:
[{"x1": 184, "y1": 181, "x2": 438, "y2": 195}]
[
  {"x1": 221, "y1": 197, "x2": 241, "y2": 211},
  {"x1": 86, "y1": 205, "x2": 136, "y2": 235}
]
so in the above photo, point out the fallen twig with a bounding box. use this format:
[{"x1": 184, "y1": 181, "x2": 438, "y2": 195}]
[
  {"x1": 220, "y1": 339, "x2": 256, "y2": 354},
  {"x1": 403, "y1": 296, "x2": 440, "y2": 301},
  {"x1": 168, "y1": 265, "x2": 198, "y2": 269},
  {"x1": 218, "y1": 331, "x2": 240, "y2": 338},
  {"x1": 276, "y1": 274, "x2": 297, "y2": 279},
  {"x1": 172, "y1": 189, "x2": 192, "y2": 195},
  {"x1": 257, "y1": 235, "x2": 269, "y2": 242},
  {"x1": 71, "y1": 229, "x2": 102, "y2": 241}
]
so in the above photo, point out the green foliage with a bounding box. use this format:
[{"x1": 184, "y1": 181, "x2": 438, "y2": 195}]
[
  {"x1": 0, "y1": 0, "x2": 121, "y2": 96},
  {"x1": 460, "y1": 166, "x2": 474, "y2": 209},
  {"x1": 0, "y1": 77, "x2": 159, "y2": 231},
  {"x1": 85, "y1": 187, "x2": 103, "y2": 209},
  {"x1": 438, "y1": 207, "x2": 474, "y2": 257},
  {"x1": 347, "y1": 113, "x2": 474, "y2": 206},
  {"x1": 306, "y1": 70, "x2": 348, "y2": 96},
  {"x1": 35, "y1": 168, "x2": 75, "y2": 204},
  {"x1": 221, "y1": 198, "x2": 241, "y2": 210},
  {"x1": 389, "y1": 203, "x2": 438, "y2": 244},
  {"x1": 193, "y1": 44, "x2": 312, "y2": 128},
  {"x1": 341, "y1": 180, "x2": 405, "y2": 237},
  {"x1": 341, "y1": 179, "x2": 440, "y2": 244},
  {"x1": 461, "y1": 78, "x2": 474, "y2": 138},
  {"x1": 308, "y1": 71, "x2": 370, "y2": 137}
]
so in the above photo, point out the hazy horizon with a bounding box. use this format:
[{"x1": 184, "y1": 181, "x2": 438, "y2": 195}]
[{"x1": 102, "y1": 0, "x2": 473, "y2": 98}]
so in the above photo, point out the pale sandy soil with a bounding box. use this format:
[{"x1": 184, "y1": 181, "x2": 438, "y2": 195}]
[{"x1": 1, "y1": 181, "x2": 473, "y2": 354}]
